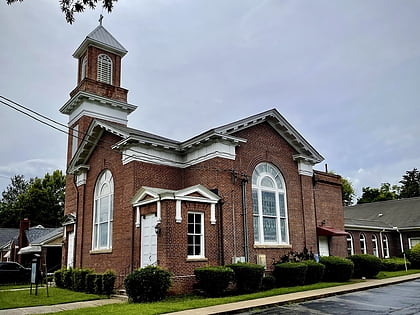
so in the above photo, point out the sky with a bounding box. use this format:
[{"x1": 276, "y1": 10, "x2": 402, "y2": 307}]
[{"x1": 1, "y1": 0, "x2": 420, "y2": 201}]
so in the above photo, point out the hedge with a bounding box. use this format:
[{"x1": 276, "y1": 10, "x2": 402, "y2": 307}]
[
  {"x1": 320, "y1": 256, "x2": 354, "y2": 282},
  {"x1": 226, "y1": 262, "x2": 265, "y2": 293},
  {"x1": 381, "y1": 257, "x2": 411, "y2": 271},
  {"x1": 273, "y1": 262, "x2": 307, "y2": 287},
  {"x1": 348, "y1": 254, "x2": 381, "y2": 278},
  {"x1": 194, "y1": 266, "x2": 234, "y2": 297},
  {"x1": 124, "y1": 266, "x2": 171, "y2": 303},
  {"x1": 303, "y1": 260, "x2": 325, "y2": 284},
  {"x1": 406, "y1": 243, "x2": 420, "y2": 268}
]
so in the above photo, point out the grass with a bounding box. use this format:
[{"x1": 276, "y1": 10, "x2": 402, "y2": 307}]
[
  {"x1": 375, "y1": 268, "x2": 420, "y2": 279},
  {"x1": 0, "y1": 286, "x2": 104, "y2": 310},
  {"x1": 2, "y1": 270, "x2": 420, "y2": 314}
]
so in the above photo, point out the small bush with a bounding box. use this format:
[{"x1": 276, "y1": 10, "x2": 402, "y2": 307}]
[
  {"x1": 194, "y1": 266, "x2": 234, "y2": 297},
  {"x1": 273, "y1": 262, "x2": 307, "y2": 287},
  {"x1": 102, "y1": 270, "x2": 116, "y2": 297},
  {"x1": 226, "y1": 263, "x2": 265, "y2": 293},
  {"x1": 348, "y1": 254, "x2": 382, "y2": 278},
  {"x1": 85, "y1": 273, "x2": 97, "y2": 294},
  {"x1": 320, "y1": 256, "x2": 354, "y2": 282},
  {"x1": 62, "y1": 268, "x2": 74, "y2": 290},
  {"x1": 73, "y1": 268, "x2": 92, "y2": 292},
  {"x1": 406, "y1": 244, "x2": 420, "y2": 268},
  {"x1": 262, "y1": 275, "x2": 276, "y2": 290},
  {"x1": 94, "y1": 274, "x2": 103, "y2": 295},
  {"x1": 303, "y1": 260, "x2": 325, "y2": 284},
  {"x1": 124, "y1": 266, "x2": 171, "y2": 303},
  {"x1": 381, "y1": 257, "x2": 411, "y2": 271},
  {"x1": 53, "y1": 268, "x2": 65, "y2": 288}
]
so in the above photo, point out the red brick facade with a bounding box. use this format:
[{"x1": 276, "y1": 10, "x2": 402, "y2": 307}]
[{"x1": 61, "y1": 25, "x2": 347, "y2": 294}]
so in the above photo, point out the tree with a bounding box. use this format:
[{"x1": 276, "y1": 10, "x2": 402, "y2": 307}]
[
  {"x1": 357, "y1": 183, "x2": 399, "y2": 204},
  {"x1": 0, "y1": 170, "x2": 65, "y2": 227},
  {"x1": 341, "y1": 177, "x2": 355, "y2": 206},
  {"x1": 6, "y1": 0, "x2": 117, "y2": 24},
  {"x1": 399, "y1": 168, "x2": 420, "y2": 198}
]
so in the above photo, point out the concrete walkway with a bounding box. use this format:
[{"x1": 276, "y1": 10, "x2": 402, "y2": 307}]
[{"x1": 1, "y1": 273, "x2": 420, "y2": 315}]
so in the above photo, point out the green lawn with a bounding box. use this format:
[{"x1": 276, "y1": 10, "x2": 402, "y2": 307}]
[
  {"x1": 2, "y1": 270, "x2": 419, "y2": 315},
  {"x1": 0, "y1": 286, "x2": 104, "y2": 310}
]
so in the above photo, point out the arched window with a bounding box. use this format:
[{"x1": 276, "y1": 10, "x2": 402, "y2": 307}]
[
  {"x1": 81, "y1": 55, "x2": 87, "y2": 80},
  {"x1": 92, "y1": 170, "x2": 114, "y2": 250},
  {"x1": 372, "y1": 234, "x2": 379, "y2": 257},
  {"x1": 382, "y1": 234, "x2": 390, "y2": 258},
  {"x1": 97, "y1": 54, "x2": 112, "y2": 84},
  {"x1": 252, "y1": 162, "x2": 288, "y2": 245},
  {"x1": 347, "y1": 233, "x2": 354, "y2": 256},
  {"x1": 360, "y1": 233, "x2": 367, "y2": 254}
]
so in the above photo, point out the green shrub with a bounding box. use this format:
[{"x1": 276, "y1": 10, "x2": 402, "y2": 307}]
[
  {"x1": 262, "y1": 275, "x2": 276, "y2": 290},
  {"x1": 85, "y1": 273, "x2": 97, "y2": 294},
  {"x1": 124, "y1": 266, "x2": 171, "y2": 303},
  {"x1": 273, "y1": 262, "x2": 307, "y2": 287},
  {"x1": 102, "y1": 270, "x2": 116, "y2": 297},
  {"x1": 406, "y1": 244, "x2": 420, "y2": 268},
  {"x1": 53, "y1": 268, "x2": 65, "y2": 288},
  {"x1": 303, "y1": 260, "x2": 325, "y2": 284},
  {"x1": 62, "y1": 268, "x2": 74, "y2": 290},
  {"x1": 348, "y1": 254, "x2": 382, "y2": 278},
  {"x1": 226, "y1": 262, "x2": 265, "y2": 293},
  {"x1": 320, "y1": 256, "x2": 354, "y2": 282},
  {"x1": 73, "y1": 268, "x2": 92, "y2": 292},
  {"x1": 194, "y1": 266, "x2": 234, "y2": 297},
  {"x1": 381, "y1": 257, "x2": 411, "y2": 271},
  {"x1": 94, "y1": 274, "x2": 103, "y2": 295}
]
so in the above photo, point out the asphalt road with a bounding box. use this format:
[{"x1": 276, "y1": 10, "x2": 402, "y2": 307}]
[{"x1": 247, "y1": 279, "x2": 420, "y2": 315}]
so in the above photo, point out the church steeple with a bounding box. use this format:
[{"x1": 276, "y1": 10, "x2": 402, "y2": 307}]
[{"x1": 60, "y1": 22, "x2": 136, "y2": 127}]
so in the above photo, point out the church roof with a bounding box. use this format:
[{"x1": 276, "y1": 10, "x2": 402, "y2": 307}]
[
  {"x1": 345, "y1": 197, "x2": 420, "y2": 230},
  {"x1": 73, "y1": 25, "x2": 127, "y2": 58}
]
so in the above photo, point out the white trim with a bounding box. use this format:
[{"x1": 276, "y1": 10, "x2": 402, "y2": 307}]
[
  {"x1": 210, "y1": 204, "x2": 216, "y2": 225},
  {"x1": 176, "y1": 200, "x2": 182, "y2": 223}
]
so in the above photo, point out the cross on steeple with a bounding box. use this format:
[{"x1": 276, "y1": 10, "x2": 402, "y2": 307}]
[{"x1": 99, "y1": 14, "x2": 103, "y2": 26}]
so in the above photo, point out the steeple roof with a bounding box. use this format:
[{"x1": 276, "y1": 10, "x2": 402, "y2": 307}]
[{"x1": 73, "y1": 25, "x2": 127, "y2": 58}]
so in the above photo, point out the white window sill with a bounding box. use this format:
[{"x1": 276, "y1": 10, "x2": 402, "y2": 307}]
[{"x1": 254, "y1": 244, "x2": 292, "y2": 249}]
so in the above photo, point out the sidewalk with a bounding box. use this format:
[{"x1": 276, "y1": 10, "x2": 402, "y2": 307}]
[
  {"x1": 1, "y1": 273, "x2": 420, "y2": 315},
  {"x1": 168, "y1": 273, "x2": 420, "y2": 315}
]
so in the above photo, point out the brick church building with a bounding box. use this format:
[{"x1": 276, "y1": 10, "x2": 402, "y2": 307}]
[{"x1": 60, "y1": 24, "x2": 347, "y2": 292}]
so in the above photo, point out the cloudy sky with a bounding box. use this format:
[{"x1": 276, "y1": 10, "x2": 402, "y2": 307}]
[{"x1": 1, "y1": 0, "x2": 419, "y2": 201}]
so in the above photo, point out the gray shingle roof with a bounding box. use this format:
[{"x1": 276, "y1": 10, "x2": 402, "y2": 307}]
[
  {"x1": 25, "y1": 226, "x2": 62, "y2": 244},
  {"x1": 345, "y1": 197, "x2": 420, "y2": 230},
  {"x1": 0, "y1": 228, "x2": 18, "y2": 248}
]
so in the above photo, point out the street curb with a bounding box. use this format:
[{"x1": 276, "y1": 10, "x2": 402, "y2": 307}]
[{"x1": 167, "y1": 273, "x2": 420, "y2": 315}]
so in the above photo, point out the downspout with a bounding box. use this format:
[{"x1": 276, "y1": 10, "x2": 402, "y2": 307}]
[
  {"x1": 299, "y1": 174, "x2": 307, "y2": 248},
  {"x1": 218, "y1": 199, "x2": 225, "y2": 266},
  {"x1": 72, "y1": 174, "x2": 79, "y2": 269},
  {"x1": 241, "y1": 176, "x2": 249, "y2": 262}
]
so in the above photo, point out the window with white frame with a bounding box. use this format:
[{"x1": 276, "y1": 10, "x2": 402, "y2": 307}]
[
  {"x1": 81, "y1": 55, "x2": 87, "y2": 80},
  {"x1": 347, "y1": 234, "x2": 354, "y2": 256},
  {"x1": 372, "y1": 234, "x2": 379, "y2": 257},
  {"x1": 252, "y1": 162, "x2": 288, "y2": 245},
  {"x1": 92, "y1": 170, "x2": 114, "y2": 250},
  {"x1": 360, "y1": 233, "x2": 367, "y2": 254},
  {"x1": 187, "y1": 212, "x2": 204, "y2": 258},
  {"x1": 382, "y1": 234, "x2": 390, "y2": 258},
  {"x1": 409, "y1": 238, "x2": 420, "y2": 249},
  {"x1": 97, "y1": 54, "x2": 112, "y2": 84}
]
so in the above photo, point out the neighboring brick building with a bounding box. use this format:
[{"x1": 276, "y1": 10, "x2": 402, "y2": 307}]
[
  {"x1": 345, "y1": 197, "x2": 420, "y2": 258},
  {"x1": 60, "y1": 24, "x2": 347, "y2": 293}
]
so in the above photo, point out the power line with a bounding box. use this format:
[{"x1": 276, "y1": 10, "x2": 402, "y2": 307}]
[{"x1": 0, "y1": 95, "x2": 238, "y2": 175}]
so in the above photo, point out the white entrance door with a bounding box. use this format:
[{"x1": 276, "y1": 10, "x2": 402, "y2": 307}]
[
  {"x1": 67, "y1": 231, "x2": 75, "y2": 268},
  {"x1": 141, "y1": 214, "x2": 158, "y2": 267},
  {"x1": 318, "y1": 236, "x2": 330, "y2": 256}
]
